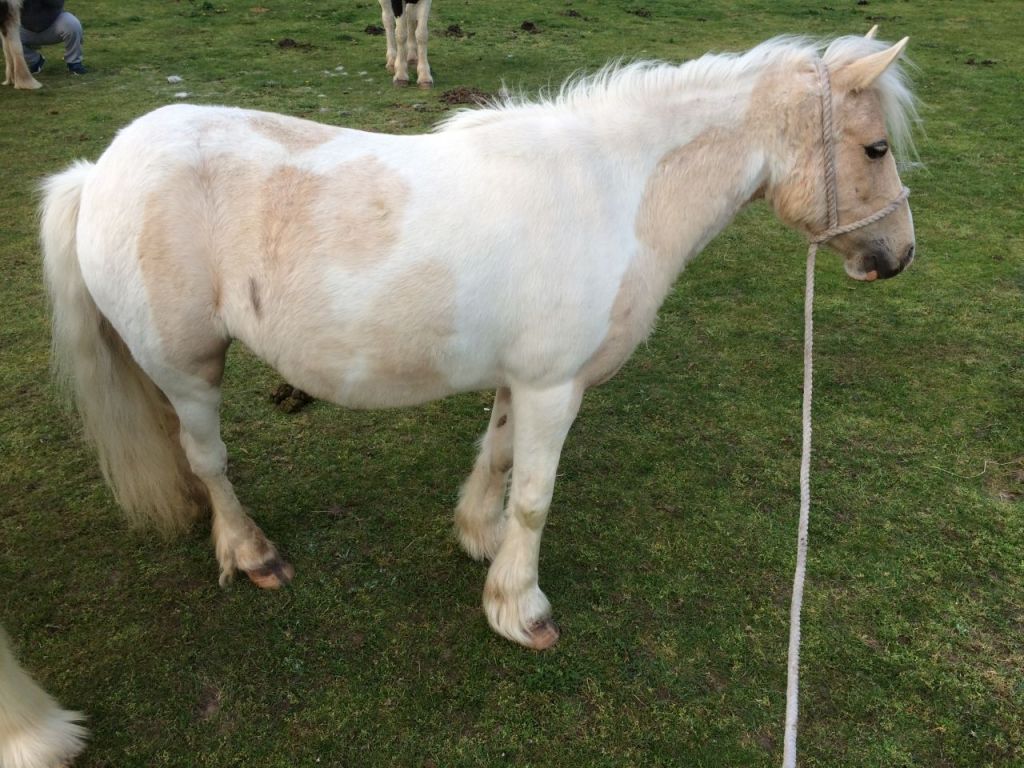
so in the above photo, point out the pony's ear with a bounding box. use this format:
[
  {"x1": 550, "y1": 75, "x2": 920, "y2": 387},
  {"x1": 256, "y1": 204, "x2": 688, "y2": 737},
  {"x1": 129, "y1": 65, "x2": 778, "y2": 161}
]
[
  {"x1": 864, "y1": 25, "x2": 879, "y2": 39},
  {"x1": 835, "y1": 37, "x2": 909, "y2": 91}
]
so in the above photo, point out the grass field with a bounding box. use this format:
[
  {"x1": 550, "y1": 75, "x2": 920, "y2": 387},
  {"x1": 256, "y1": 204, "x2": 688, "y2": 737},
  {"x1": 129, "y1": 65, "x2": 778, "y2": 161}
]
[{"x1": 1, "y1": 1, "x2": 1021, "y2": 766}]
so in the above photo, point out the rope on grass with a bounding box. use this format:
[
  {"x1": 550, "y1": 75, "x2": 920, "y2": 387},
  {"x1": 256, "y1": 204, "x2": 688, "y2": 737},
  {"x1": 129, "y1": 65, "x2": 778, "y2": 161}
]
[{"x1": 782, "y1": 59, "x2": 910, "y2": 768}]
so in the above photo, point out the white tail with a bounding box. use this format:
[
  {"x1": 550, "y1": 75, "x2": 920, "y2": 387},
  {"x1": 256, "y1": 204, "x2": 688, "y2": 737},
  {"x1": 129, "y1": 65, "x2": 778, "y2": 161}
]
[
  {"x1": 0, "y1": 626, "x2": 87, "y2": 768},
  {"x1": 40, "y1": 162, "x2": 209, "y2": 535}
]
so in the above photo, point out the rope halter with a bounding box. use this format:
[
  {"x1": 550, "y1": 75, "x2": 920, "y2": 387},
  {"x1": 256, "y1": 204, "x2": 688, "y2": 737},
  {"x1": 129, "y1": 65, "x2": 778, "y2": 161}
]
[
  {"x1": 781, "y1": 57, "x2": 911, "y2": 768},
  {"x1": 808, "y1": 58, "x2": 911, "y2": 247}
]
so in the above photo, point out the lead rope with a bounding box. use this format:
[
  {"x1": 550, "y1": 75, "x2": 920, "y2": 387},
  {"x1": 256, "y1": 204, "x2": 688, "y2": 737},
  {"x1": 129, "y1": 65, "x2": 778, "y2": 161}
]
[{"x1": 781, "y1": 60, "x2": 909, "y2": 768}]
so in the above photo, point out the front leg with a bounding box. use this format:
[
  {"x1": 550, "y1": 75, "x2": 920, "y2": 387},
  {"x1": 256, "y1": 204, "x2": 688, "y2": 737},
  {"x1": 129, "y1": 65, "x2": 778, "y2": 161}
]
[{"x1": 482, "y1": 383, "x2": 581, "y2": 650}]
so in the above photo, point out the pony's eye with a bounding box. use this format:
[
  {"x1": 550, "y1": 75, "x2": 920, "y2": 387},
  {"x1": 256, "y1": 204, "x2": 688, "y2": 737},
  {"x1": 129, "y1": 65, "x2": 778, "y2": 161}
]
[{"x1": 865, "y1": 140, "x2": 889, "y2": 160}]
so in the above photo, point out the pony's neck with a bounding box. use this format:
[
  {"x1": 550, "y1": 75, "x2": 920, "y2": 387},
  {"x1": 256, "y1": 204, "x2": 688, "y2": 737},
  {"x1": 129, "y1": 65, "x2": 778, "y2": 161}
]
[
  {"x1": 593, "y1": 64, "x2": 782, "y2": 300},
  {"x1": 564, "y1": 59, "x2": 806, "y2": 353}
]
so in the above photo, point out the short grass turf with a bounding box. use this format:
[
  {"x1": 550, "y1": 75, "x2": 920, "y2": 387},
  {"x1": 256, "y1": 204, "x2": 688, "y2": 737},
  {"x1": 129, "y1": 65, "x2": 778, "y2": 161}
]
[{"x1": 1, "y1": 1, "x2": 1021, "y2": 766}]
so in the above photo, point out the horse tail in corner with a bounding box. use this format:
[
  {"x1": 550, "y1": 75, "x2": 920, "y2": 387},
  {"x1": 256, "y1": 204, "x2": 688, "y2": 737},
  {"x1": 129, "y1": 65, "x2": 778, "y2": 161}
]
[
  {"x1": 40, "y1": 161, "x2": 209, "y2": 536},
  {"x1": 0, "y1": 624, "x2": 87, "y2": 768}
]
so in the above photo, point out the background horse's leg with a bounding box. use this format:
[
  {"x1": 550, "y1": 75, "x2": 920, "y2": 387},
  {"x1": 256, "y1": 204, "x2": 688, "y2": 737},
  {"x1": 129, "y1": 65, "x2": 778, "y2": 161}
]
[
  {"x1": 455, "y1": 387, "x2": 513, "y2": 561},
  {"x1": 392, "y1": 8, "x2": 410, "y2": 85},
  {"x1": 483, "y1": 382, "x2": 581, "y2": 650},
  {"x1": 159, "y1": 375, "x2": 294, "y2": 589},
  {"x1": 378, "y1": 0, "x2": 397, "y2": 73},
  {"x1": 410, "y1": 0, "x2": 432, "y2": 88},
  {"x1": 1, "y1": 5, "x2": 43, "y2": 89}
]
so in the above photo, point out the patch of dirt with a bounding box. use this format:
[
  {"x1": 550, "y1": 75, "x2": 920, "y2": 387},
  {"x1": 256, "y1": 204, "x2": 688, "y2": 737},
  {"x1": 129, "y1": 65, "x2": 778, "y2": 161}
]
[
  {"x1": 440, "y1": 86, "x2": 492, "y2": 105},
  {"x1": 364, "y1": 24, "x2": 385, "y2": 36},
  {"x1": 196, "y1": 684, "x2": 222, "y2": 721},
  {"x1": 270, "y1": 383, "x2": 315, "y2": 413},
  {"x1": 629, "y1": 7, "x2": 652, "y2": 18},
  {"x1": 444, "y1": 23, "x2": 471, "y2": 38},
  {"x1": 991, "y1": 465, "x2": 1023, "y2": 501},
  {"x1": 965, "y1": 56, "x2": 998, "y2": 66},
  {"x1": 322, "y1": 503, "x2": 358, "y2": 520},
  {"x1": 520, "y1": 21, "x2": 540, "y2": 34},
  {"x1": 250, "y1": 5, "x2": 270, "y2": 13},
  {"x1": 277, "y1": 38, "x2": 312, "y2": 50},
  {"x1": 562, "y1": 9, "x2": 583, "y2": 18}
]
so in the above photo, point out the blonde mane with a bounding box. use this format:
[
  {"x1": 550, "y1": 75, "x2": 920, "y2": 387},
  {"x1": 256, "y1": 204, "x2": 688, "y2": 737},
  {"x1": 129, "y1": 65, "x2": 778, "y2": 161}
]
[{"x1": 437, "y1": 35, "x2": 919, "y2": 159}]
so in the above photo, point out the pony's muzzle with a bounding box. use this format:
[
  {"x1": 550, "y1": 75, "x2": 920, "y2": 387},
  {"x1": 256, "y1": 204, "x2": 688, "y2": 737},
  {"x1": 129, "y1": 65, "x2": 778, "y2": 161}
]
[
  {"x1": 846, "y1": 240, "x2": 915, "y2": 281},
  {"x1": 872, "y1": 242, "x2": 915, "y2": 279}
]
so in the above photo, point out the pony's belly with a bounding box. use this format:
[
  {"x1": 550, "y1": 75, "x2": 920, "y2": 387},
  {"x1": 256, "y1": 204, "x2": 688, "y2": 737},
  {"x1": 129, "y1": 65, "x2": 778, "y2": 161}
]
[
  {"x1": 252, "y1": 330, "x2": 494, "y2": 410},
  {"x1": 283, "y1": 362, "x2": 466, "y2": 410}
]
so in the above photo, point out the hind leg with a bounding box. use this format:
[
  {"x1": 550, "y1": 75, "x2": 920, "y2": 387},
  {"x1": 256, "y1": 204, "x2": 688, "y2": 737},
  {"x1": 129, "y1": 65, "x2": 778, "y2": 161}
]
[
  {"x1": 455, "y1": 387, "x2": 513, "y2": 561},
  {"x1": 159, "y1": 373, "x2": 293, "y2": 589}
]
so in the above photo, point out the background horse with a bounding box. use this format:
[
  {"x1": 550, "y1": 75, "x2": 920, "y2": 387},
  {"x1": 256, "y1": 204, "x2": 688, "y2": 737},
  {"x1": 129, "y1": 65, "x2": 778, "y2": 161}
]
[
  {"x1": 378, "y1": 0, "x2": 433, "y2": 88},
  {"x1": 40, "y1": 33, "x2": 915, "y2": 650},
  {"x1": 1, "y1": 0, "x2": 42, "y2": 89}
]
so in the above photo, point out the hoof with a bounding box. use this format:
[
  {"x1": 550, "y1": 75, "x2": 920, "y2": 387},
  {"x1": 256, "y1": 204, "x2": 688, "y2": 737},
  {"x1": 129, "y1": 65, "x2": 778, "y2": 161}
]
[
  {"x1": 526, "y1": 619, "x2": 560, "y2": 650},
  {"x1": 244, "y1": 558, "x2": 295, "y2": 589},
  {"x1": 418, "y1": 80, "x2": 434, "y2": 90},
  {"x1": 393, "y1": 78, "x2": 409, "y2": 87}
]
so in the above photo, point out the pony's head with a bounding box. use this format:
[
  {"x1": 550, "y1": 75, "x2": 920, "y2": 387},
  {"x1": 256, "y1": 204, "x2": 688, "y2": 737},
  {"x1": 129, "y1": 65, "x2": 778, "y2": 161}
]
[{"x1": 765, "y1": 31, "x2": 918, "y2": 281}]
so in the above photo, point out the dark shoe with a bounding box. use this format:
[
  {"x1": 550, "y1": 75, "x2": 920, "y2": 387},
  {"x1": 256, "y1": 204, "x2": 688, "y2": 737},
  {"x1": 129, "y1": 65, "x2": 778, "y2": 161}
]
[
  {"x1": 28, "y1": 56, "x2": 44, "y2": 74},
  {"x1": 67, "y1": 62, "x2": 87, "y2": 75}
]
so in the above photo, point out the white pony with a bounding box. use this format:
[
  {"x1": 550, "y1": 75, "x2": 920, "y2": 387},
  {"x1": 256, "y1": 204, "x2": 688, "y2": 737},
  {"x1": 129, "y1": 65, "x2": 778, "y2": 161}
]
[
  {"x1": 377, "y1": 0, "x2": 433, "y2": 88},
  {"x1": 0, "y1": 627, "x2": 86, "y2": 768},
  {"x1": 41, "y1": 32, "x2": 916, "y2": 650},
  {"x1": 1, "y1": 0, "x2": 42, "y2": 90}
]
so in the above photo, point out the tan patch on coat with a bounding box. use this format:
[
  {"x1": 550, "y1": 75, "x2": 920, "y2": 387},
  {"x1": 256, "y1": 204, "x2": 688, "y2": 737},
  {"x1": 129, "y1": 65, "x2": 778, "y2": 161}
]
[
  {"x1": 261, "y1": 258, "x2": 457, "y2": 407},
  {"x1": 247, "y1": 114, "x2": 339, "y2": 152},
  {"x1": 137, "y1": 165, "x2": 231, "y2": 385},
  {"x1": 580, "y1": 128, "x2": 754, "y2": 389},
  {"x1": 257, "y1": 157, "x2": 409, "y2": 272},
  {"x1": 747, "y1": 67, "x2": 824, "y2": 232},
  {"x1": 361, "y1": 260, "x2": 456, "y2": 386},
  {"x1": 137, "y1": 153, "x2": 411, "y2": 387}
]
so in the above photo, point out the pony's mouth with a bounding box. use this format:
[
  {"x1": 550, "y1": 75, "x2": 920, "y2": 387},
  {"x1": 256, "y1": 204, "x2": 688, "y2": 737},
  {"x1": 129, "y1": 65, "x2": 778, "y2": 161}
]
[{"x1": 846, "y1": 243, "x2": 915, "y2": 281}]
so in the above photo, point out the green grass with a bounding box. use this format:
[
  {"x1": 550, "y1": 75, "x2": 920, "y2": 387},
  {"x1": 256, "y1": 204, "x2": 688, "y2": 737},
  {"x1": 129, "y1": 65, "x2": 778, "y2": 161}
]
[{"x1": 1, "y1": 1, "x2": 1021, "y2": 766}]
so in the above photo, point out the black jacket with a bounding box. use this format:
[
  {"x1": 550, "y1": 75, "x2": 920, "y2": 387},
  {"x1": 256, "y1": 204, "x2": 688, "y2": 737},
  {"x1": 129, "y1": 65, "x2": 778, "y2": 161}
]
[{"x1": 20, "y1": 0, "x2": 65, "y2": 33}]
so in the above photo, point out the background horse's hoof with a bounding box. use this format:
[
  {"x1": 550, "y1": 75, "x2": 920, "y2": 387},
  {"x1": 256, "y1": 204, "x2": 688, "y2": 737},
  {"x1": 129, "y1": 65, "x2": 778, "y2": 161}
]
[
  {"x1": 245, "y1": 559, "x2": 295, "y2": 589},
  {"x1": 418, "y1": 80, "x2": 434, "y2": 90},
  {"x1": 526, "y1": 619, "x2": 560, "y2": 650}
]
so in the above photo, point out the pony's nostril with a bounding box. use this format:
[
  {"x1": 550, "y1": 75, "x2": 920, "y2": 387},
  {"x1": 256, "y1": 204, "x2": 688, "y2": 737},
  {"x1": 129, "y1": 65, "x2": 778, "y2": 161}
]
[
  {"x1": 864, "y1": 251, "x2": 879, "y2": 276},
  {"x1": 904, "y1": 244, "x2": 915, "y2": 266}
]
